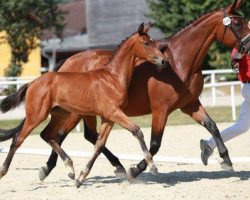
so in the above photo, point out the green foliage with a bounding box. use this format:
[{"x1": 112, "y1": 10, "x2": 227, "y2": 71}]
[
  {"x1": 0, "y1": 0, "x2": 65, "y2": 77},
  {"x1": 147, "y1": 0, "x2": 250, "y2": 75}
]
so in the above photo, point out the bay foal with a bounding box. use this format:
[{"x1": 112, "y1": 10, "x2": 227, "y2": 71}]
[{"x1": 0, "y1": 23, "x2": 168, "y2": 187}]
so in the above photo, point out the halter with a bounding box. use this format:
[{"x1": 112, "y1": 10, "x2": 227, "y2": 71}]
[{"x1": 222, "y1": 8, "x2": 250, "y2": 54}]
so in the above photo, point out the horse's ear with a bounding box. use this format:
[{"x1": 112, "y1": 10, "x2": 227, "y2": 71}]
[
  {"x1": 229, "y1": 0, "x2": 243, "y2": 12},
  {"x1": 143, "y1": 22, "x2": 151, "y2": 33},
  {"x1": 138, "y1": 23, "x2": 145, "y2": 35}
]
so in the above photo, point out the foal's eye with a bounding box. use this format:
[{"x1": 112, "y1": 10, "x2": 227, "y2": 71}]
[{"x1": 144, "y1": 42, "x2": 150, "y2": 47}]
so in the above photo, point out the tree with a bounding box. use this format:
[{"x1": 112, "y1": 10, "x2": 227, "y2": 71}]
[
  {"x1": 0, "y1": 0, "x2": 65, "y2": 76},
  {"x1": 147, "y1": 0, "x2": 250, "y2": 74}
]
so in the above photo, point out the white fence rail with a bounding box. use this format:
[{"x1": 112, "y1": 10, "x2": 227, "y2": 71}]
[{"x1": 0, "y1": 70, "x2": 242, "y2": 131}]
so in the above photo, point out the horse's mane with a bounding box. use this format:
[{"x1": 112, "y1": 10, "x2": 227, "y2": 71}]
[
  {"x1": 166, "y1": 7, "x2": 242, "y2": 40},
  {"x1": 166, "y1": 9, "x2": 218, "y2": 39},
  {"x1": 105, "y1": 31, "x2": 138, "y2": 65}
]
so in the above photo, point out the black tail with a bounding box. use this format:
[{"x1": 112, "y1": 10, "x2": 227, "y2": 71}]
[
  {"x1": 53, "y1": 59, "x2": 67, "y2": 72},
  {"x1": 0, "y1": 118, "x2": 25, "y2": 141},
  {"x1": 0, "y1": 83, "x2": 29, "y2": 113}
]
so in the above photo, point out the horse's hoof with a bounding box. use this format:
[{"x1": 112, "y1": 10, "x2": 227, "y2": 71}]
[
  {"x1": 0, "y1": 166, "x2": 7, "y2": 179},
  {"x1": 220, "y1": 162, "x2": 234, "y2": 172},
  {"x1": 39, "y1": 166, "x2": 50, "y2": 181},
  {"x1": 149, "y1": 165, "x2": 158, "y2": 175},
  {"x1": 75, "y1": 180, "x2": 82, "y2": 188},
  {"x1": 68, "y1": 173, "x2": 75, "y2": 180},
  {"x1": 126, "y1": 168, "x2": 135, "y2": 183},
  {"x1": 114, "y1": 167, "x2": 127, "y2": 179}
]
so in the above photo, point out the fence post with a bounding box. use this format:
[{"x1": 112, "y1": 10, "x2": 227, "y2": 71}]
[
  {"x1": 211, "y1": 73, "x2": 216, "y2": 106},
  {"x1": 230, "y1": 85, "x2": 236, "y2": 121}
]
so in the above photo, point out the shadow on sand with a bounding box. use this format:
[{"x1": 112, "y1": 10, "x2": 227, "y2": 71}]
[{"x1": 83, "y1": 170, "x2": 250, "y2": 187}]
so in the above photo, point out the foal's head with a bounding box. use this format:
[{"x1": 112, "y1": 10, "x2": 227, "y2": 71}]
[
  {"x1": 215, "y1": 0, "x2": 250, "y2": 54},
  {"x1": 132, "y1": 23, "x2": 169, "y2": 70}
]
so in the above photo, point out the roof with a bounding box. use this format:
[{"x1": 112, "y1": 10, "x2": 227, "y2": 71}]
[{"x1": 87, "y1": 0, "x2": 164, "y2": 47}]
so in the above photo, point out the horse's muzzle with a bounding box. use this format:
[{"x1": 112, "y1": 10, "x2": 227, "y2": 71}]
[
  {"x1": 239, "y1": 34, "x2": 250, "y2": 54},
  {"x1": 154, "y1": 58, "x2": 170, "y2": 71}
]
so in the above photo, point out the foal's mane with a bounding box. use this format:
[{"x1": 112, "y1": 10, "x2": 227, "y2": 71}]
[{"x1": 105, "y1": 31, "x2": 138, "y2": 65}]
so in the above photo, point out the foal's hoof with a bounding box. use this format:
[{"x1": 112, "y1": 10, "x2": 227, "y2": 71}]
[
  {"x1": 114, "y1": 167, "x2": 127, "y2": 179},
  {"x1": 39, "y1": 166, "x2": 50, "y2": 181},
  {"x1": 68, "y1": 173, "x2": 75, "y2": 180},
  {"x1": 75, "y1": 180, "x2": 82, "y2": 188},
  {"x1": 149, "y1": 165, "x2": 158, "y2": 175},
  {"x1": 220, "y1": 162, "x2": 234, "y2": 172},
  {"x1": 0, "y1": 166, "x2": 7, "y2": 179}
]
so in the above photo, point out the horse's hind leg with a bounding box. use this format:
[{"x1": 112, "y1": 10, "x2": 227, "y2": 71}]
[
  {"x1": 76, "y1": 119, "x2": 114, "y2": 188},
  {"x1": 180, "y1": 100, "x2": 233, "y2": 171},
  {"x1": 83, "y1": 115, "x2": 126, "y2": 178},
  {"x1": 0, "y1": 115, "x2": 47, "y2": 178},
  {"x1": 39, "y1": 113, "x2": 80, "y2": 181},
  {"x1": 128, "y1": 109, "x2": 168, "y2": 178},
  {"x1": 40, "y1": 111, "x2": 77, "y2": 180}
]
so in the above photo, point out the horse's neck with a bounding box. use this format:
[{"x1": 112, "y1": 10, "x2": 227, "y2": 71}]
[
  {"x1": 166, "y1": 12, "x2": 221, "y2": 82},
  {"x1": 106, "y1": 40, "x2": 136, "y2": 89}
]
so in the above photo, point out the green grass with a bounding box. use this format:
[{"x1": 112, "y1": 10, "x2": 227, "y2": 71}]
[{"x1": 0, "y1": 106, "x2": 240, "y2": 134}]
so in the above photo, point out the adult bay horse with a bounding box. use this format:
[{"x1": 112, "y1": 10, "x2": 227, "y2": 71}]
[
  {"x1": 1, "y1": 0, "x2": 250, "y2": 181},
  {"x1": 0, "y1": 23, "x2": 168, "y2": 187},
  {"x1": 33, "y1": 0, "x2": 249, "y2": 180}
]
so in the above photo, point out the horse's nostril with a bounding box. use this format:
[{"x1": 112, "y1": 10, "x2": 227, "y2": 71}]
[{"x1": 162, "y1": 59, "x2": 168, "y2": 67}]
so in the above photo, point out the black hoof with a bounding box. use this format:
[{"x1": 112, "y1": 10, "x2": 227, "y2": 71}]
[
  {"x1": 75, "y1": 180, "x2": 82, "y2": 188},
  {"x1": 149, "y1": 165, "x2": 158, "y2": 175},
  {"x1": 220, "y1": 161, "x2": 234, "y2": 172},
  {"x1": 68, "y1": 173, "x2": 75, "y2": 180},
  {"x1": 127, "y1": 167, "x2": 140, "y2": 180},
  {"x1": 0, "y1": 166, "x2": 7, "y2": 179},
  {"x1": 114, "y1": 167, "x2": 127, "y2": 179},
  {"x1": 39, "y1": 166, "x2": 50, "y2": 181}
]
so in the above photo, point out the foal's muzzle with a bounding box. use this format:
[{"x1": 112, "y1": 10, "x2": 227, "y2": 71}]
[{"x1": 154, "y1": 58, "x2": 170, "y2": 71}]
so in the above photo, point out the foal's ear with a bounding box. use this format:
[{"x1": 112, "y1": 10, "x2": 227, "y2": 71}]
[
  {"x1": 138, "y1": 23, "x2": 145, "y2": 35},
  {"x1": 229, "y1": 0, "x2": 242, "y2": 12}
]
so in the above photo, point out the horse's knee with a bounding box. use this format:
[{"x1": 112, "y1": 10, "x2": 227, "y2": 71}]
[
  {"x1": 204, "y1": 117, "x2": 219, "y2": 133},
  {"x1": 132, "y1": 127, "x2": 144, "y2": 141},
  {"x1": 150, "y1": 140, "x2": 161, "y2": 155}
]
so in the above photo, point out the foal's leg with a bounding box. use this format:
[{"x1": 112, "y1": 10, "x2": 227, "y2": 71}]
[
  {"x1": 0, "y1": 114, "x2": 48, "y2": 178},
  {"x1": 76, "y1": 119, "x2": 114, "y2": 188},
  {"x1": 39, "y1": 113, "x2": 80, "y2": 181},
  {"x1": 128, "y1": 109, "x2": 168, "y2": 178},
  {"x1": 40, "y1": 114, "x2": 126, "y2": 181},
  {"x1": 180, "y1": 100, "x2": 233, "y2": 171},
  {"x1": 40, "y1": 112, "x2": 78, "y2": 180},
  {"x1": 83, "y1": 116, "x2": 126, "y2": 177},
  {"x1": 108, "y1": 109, "x2": 158, "y2": 181}
]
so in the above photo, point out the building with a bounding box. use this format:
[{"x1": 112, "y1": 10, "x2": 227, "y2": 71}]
[
  {"x1": 42, "y1": 0, "x2": 164, "y2": 71},
  {"x1": 0, "y1": 32, "x2": 41, "y2": 77}
]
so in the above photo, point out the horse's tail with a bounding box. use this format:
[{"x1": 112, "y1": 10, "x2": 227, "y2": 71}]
[
  {"x1": 0, "y1": 83, "x2": 29, "y2": 113},
  {"x1": 53, "y1": 59, "x2": 67, "y2": 72},
  {"x1": 0, "y1": 118, "x2": 25, "y2": 141}
]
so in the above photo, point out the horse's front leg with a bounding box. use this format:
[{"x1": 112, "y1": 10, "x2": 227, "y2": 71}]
[
  {"x1": 181, "y1": 100, "x2": 233, "y2": 171},
  {"x1": 83, "y1": 116, "x2": 126, "y2": 178},
  {"x1": 128, "y1": 109, "x2": 168, "y2": 178}
]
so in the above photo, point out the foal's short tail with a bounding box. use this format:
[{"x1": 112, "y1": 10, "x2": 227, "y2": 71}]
[
  {"x1": 0, "y1": 118, "x2": 25, "y2": 141},
  {"x1": 0, "y1": 83, "x2": 29, "y2": 113}
]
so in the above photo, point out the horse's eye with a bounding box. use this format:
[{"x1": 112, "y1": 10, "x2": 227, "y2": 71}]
[{"x1": 144, "y1": 42, "x2": 150, "y2": 47}]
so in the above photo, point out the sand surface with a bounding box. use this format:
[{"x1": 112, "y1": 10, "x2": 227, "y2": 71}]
[{"x1": 0, "y1": 123, "x2": 250, "y2": 200}]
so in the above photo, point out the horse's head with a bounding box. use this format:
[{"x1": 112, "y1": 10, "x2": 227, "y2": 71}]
[
  {"x1": 133, "y1": 23, "x2": 169, "y2": 70},
  {"x1": 215, "y1": 0, "x2": 250, "y2": 54}
]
